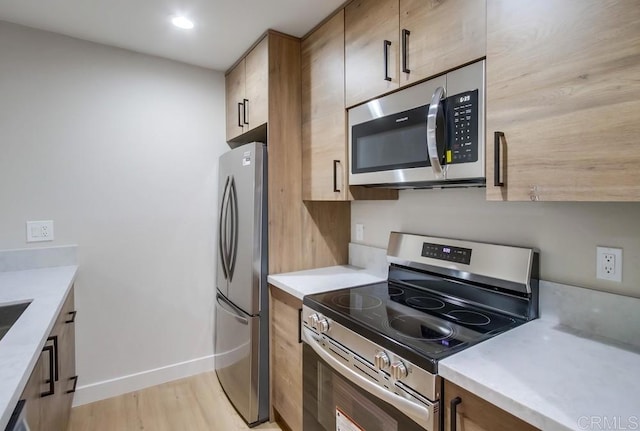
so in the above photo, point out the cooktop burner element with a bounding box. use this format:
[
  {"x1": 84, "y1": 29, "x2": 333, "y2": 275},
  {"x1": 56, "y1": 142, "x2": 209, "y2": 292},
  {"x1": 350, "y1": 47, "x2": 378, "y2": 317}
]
[
  {"x1": 331, "y1": 293, "x2": 383, "y2": 310},
  {"x1": 387, "y1": 315, "x2": 454, "y2": 341},
  {"x1": 387, "y1": 286, "x2": 404, "y2": 297},
  {"x1": 406, "y1": 296, "x2": 446, "y2": 310},
  {"x1": 446, "y1": 310, "x2": 492, "y2": 326}
]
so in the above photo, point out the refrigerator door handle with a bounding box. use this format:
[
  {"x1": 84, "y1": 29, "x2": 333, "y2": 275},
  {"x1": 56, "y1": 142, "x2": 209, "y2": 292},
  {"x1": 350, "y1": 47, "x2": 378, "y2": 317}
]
[
  {"x1": 227, "y1": 177, "x2": 239, "y2": 281},
  {"x1": 218, "y1": 176, "x2": 230, "y2": 279},
  {"x1": 216, "y1": 294, "x2": 249, "y2": 325}
]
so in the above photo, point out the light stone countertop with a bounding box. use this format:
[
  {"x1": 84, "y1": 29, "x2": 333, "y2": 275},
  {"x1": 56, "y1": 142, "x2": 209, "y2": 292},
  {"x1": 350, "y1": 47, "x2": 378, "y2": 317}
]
[
  {"x1": 267, "y1": 265, "x2": 386, "y2": 300},
  {"x1": 439, "y1": 318, "x2": 640, "y2": 431},
  {"x1": 0, "y1": 265, "x2": 78, "y2": 430}
]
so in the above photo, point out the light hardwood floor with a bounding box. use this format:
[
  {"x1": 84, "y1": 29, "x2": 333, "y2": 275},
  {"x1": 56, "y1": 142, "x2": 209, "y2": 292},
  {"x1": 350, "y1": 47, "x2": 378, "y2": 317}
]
[{"x1": 68, "y1": 372, "x2": 281, "y2": 431}]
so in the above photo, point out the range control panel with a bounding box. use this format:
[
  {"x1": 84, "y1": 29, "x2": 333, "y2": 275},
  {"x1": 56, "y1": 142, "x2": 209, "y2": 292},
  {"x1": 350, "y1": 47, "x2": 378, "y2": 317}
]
[
  {"x1": 421, "y1": 242, "x2": 472, "y2": 265},
  {"x1": 447, "y1": 89, "x2": 479, "y2": 165}
]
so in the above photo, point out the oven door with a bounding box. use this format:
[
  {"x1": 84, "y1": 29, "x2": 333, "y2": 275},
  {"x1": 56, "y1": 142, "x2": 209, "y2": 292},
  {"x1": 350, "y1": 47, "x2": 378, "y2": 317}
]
[{"x1": 303, "y1": 332, "x2": 437, "y2": 431}]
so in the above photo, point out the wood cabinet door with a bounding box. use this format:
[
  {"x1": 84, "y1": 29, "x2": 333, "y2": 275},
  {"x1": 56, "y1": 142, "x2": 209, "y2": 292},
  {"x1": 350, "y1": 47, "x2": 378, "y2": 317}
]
[
  {"x1": 245, "y1": 36, "x2": 269, "y2": 130},
  {"x1": 444, "y1": 380, "x2": 539, "y2": 431},
  {"x1": 345, "y1": 0, "x2": 399, "y2": 107},
  {"x1": 486, "y1": 0, "x2": 640, "y2": 201},
  {"x1": 302, "y1": 11, "x2": 349, "y2": 201},
  {"x1": 269, "y1": 287, "x2": 302, "y2": 431},
  {"x1": 225, "y1": 60, "x2": 245, "y2": 141},
  {"x1": 21, "y1": 349, "x2": 45, "y2": 431},
  {"x1": 399, "y1": 0, "x2": 485, "y2": 86},
  {"x1": 58, "y1": 288, "x2": 76, "y2": 431}
]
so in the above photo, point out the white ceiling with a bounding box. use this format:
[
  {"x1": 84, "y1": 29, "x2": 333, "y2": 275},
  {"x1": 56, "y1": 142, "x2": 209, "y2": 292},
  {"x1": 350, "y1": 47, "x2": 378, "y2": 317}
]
[{"x1": 0, "y1": 0, "x2": 345, "y2": 71}]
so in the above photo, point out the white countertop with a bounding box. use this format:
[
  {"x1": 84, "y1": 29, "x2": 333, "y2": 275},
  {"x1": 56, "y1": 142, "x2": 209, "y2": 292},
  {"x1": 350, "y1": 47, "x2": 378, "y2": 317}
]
[
  {"x1": 268, "y1": 265, "x2": 386, "y2": 300},
  {"x1": 0, "y1": 266, "x2": 77, "y2": 430},
  {"x1": 439, "y1": 318, "x2": 640, "y2": 431}
]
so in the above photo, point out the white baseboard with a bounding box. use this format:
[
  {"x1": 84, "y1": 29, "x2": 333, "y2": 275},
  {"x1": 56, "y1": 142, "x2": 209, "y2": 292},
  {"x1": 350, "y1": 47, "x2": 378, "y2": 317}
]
[{"x1": 72, "y1": 355, "x2": 215, "y2": 407}]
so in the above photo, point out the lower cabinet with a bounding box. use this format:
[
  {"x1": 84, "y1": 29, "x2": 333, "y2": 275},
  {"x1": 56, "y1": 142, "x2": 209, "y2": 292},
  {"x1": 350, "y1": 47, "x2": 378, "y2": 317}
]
[
  {"x1": 21, "y1": 286, "x2": 77, "y2": 431},
  {"x1": 269, "y1": 285, "x2": 302, "y2": 431},
  {"x1": 444, "y1": 380, "x2": 538, "y2": 431}
]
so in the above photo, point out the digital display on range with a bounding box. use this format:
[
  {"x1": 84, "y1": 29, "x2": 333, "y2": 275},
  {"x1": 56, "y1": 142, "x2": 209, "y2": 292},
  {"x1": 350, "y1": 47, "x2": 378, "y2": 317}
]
[{"x1": 421, "y1": 242, "x2": 472, "y2": 264}]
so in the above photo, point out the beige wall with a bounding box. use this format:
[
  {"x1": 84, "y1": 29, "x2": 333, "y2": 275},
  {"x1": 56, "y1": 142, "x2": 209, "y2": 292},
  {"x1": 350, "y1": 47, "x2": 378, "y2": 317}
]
[
  {"x1": 0, "y1": 21, "x2": 227, "y2": 396},
  {"x1": 352, "y1": 188, "x2": 640, "y2": 298}
]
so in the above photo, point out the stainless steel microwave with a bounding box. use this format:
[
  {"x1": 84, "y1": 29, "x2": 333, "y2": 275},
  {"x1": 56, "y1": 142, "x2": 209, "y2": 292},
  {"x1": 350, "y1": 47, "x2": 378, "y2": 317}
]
[{"x1": 348, "y1": 60, "x2": 485, "y2": 188}]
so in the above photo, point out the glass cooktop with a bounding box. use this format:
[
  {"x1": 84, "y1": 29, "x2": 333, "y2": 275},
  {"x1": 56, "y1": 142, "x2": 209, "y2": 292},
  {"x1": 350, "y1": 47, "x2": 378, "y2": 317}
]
[{"x1": 304, "y1": 281, "x2": 525, "y2": 372}]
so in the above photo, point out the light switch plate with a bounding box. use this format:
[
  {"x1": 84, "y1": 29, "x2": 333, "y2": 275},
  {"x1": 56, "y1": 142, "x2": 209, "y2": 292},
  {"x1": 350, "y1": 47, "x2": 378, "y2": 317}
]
[
  {"x1": 26, "y1": 220, "x2": 54, "y2": 242},
  {"x1": 355, "y1": 223, "x2": 364, "y2": 241}
]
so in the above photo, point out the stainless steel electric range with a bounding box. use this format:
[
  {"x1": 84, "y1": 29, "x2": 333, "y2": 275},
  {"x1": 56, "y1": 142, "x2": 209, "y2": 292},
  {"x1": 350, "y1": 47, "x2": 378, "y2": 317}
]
[{"x1": 301, "y1": 232, "x2": 539, "y2": 431}]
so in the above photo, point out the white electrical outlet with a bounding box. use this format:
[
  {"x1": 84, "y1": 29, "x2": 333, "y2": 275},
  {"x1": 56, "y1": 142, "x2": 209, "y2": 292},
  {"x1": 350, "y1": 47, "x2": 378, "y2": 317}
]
[
  {"x1": 596, "y1": 246, "x2": 622, "y2": 282},
  {"x1": 26, "y1": 220, "x2": 54, "y2": 243},
  {"x1": 355, "y1": 223, "x2": 364, "y2": 241}
]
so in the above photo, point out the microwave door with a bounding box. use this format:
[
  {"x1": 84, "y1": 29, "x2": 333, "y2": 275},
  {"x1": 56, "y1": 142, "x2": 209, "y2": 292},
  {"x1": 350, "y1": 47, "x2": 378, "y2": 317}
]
[{"x1": 426, "y1": 86, "x2": 447, "y2": 180}]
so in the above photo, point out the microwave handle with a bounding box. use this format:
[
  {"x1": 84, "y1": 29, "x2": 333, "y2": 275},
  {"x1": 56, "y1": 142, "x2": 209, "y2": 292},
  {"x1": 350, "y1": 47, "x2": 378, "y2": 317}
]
[{"x1": 426, "y1": 86, "x2": 446, "y2": 179}]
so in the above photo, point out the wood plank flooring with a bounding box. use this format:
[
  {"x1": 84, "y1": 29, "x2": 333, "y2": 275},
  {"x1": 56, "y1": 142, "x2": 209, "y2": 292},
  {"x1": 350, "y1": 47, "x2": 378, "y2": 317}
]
[{"x1": 68, "y1": 371, "x2": 281, "y2": 431}]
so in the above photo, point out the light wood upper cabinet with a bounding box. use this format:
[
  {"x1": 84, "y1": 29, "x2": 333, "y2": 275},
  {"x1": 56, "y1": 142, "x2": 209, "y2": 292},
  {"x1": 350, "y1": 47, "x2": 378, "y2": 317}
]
[
  {"x1": 302, "y1": 11, "x2": 398, "y2": 201},
  {"x1": 225, "y1": 61, "x2": 245, "y2": 141},
  {"x1": 486, "y1": 0, "x2": 640, "y2": 201},
  {"x1": 302, "y1": 11, "x2": 349, "y2": 201},
  {"x1": 345, "y1": 0, "x2": 399, "y2": 107},
  {"x1": 444, "y1": 380, "x2": 539, "y2": 431},
  {"x1": 399, "y1": 0, "x2": 485, "y2": 86},
  {"x1": 225, "y1": 36, "x2": 268, "y2": 143},
  {"x1": 244, "y1": 37, "x2": 269, "y2": 131}
]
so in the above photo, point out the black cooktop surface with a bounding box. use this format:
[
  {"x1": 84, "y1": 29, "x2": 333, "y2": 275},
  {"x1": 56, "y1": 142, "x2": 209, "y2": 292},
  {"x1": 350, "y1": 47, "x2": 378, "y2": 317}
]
[{"x1": 304, "y1": 280, "x2": 526, "y2": 372}]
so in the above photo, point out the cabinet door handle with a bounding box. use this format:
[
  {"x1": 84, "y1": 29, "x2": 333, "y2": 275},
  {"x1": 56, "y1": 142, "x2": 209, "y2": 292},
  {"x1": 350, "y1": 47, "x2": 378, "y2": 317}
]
[
  {"x1": 41, "y1": 345, "x2": 55, "y2": 397},
  {"x1": 67, "y1": 375, "x2": 79, "y2": 394},
  {"x1": 297, "y1": 308, "x2": 303, "y2": 344},
  {"x1": 494, "y1": 131, "x2": 505, "y2": 187},
  {"x1": 47, "y1": 335, "x2": 59, "y2": 382},
  {"x1": 333, "y1": 160, "x2": 341, "y2": 193},
  {"x1": 450, "y1": 397, "x2": 462, "y2": 431},
  {"x1": 65, "y1": 310, "x2": 77, "y2": 323},
  {"x1": 237, "y1": 102, "x2": 243, "y2": 128},
  {"x1": 383, "y1": 40, "x2": 392, "y2": 81},
  {"x1": 243, "y1": 99, "x2": 249, "y2": 125},
  {"x1": 401, "y1": 29, "x2": 410, "y2": 73}
]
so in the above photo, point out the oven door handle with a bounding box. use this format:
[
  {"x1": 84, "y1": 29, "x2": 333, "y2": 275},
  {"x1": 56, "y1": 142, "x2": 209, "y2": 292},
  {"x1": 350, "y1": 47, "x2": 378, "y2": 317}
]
[{"x1": 303, "y1": 327, "x2": 431, "y2": 428}]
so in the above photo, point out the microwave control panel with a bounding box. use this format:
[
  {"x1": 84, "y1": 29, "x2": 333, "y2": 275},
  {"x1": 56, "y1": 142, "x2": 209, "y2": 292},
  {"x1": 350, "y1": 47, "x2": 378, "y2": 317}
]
[{"x1": 447, "y1": 89, "x2": 478, "y2": 164}]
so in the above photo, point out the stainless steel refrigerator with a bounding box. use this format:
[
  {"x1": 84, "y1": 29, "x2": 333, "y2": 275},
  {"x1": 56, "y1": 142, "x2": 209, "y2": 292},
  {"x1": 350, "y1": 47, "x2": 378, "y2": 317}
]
[{"x1": 214, "y1": 142, "x2": 268, "y2": 426}]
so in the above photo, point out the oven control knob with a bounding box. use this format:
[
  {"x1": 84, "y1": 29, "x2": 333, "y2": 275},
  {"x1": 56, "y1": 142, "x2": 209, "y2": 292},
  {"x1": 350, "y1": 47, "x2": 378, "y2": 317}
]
[
  {"x1": 316, "y1": 318, "x2": 330, "y2": 333},
  {"x1": 390, "y1": 361, "x2": 408, "y2": 380},
  {"x1": 374, "y1": 352, "x2": 390, "y2": 370},
  {"x1": 307, "y1": 313, "x2": 319, "y2": 328}
]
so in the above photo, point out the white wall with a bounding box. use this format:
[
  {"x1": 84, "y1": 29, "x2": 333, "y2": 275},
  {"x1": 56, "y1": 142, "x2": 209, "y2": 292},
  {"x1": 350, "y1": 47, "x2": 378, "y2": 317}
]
[
  {"x1": 352, "y1": 188, "x2": 640, "y2": 298},
  {"x1": 0, "y1": 21, "x2": 227, "y2": 403}
]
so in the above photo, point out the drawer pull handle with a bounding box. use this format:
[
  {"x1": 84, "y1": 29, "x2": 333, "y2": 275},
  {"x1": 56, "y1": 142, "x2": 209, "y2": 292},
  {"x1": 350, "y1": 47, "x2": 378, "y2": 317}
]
[
  {"x1": 67, "y1": 375, "x2": 79, "y2": 394},
  {"x1": 450, "y1": 396, "x2": 462, "y2": 431},
  {"x1": 41, "y1": 345, "x2": 55, "y2": 397},
  {"x1": 65, "y1": 310, "x2": 77, "y2": 323}
]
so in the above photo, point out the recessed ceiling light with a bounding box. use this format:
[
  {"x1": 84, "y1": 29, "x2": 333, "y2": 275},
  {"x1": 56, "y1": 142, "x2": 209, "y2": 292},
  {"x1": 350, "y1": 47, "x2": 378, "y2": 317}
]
[{"x1": 172, "y1": 16, "x2": 194, "y2": 30}]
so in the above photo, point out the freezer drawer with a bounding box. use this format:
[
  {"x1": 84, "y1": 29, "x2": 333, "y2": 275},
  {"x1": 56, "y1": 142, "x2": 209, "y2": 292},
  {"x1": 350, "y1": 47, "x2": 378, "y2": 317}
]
[{"x1": 214, "y1": 293, "x2": 261, "y2": 424}]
